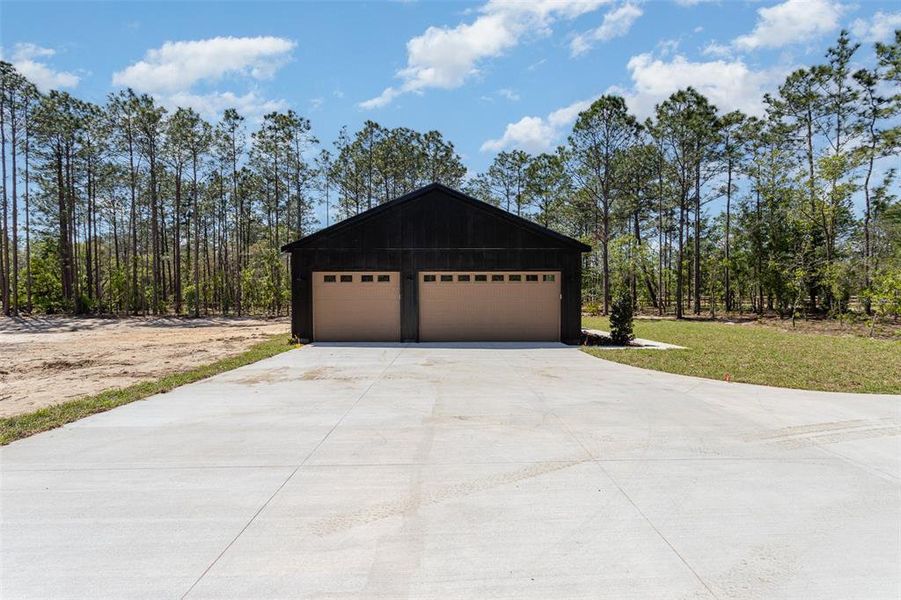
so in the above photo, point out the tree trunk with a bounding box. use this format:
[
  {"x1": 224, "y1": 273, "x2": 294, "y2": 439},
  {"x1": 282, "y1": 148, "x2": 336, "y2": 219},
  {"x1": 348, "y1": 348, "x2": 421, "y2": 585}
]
[
  {"x1": 149, "y1": 150, "x2": 160, "y2": 315},
  {"x1": 128, "y1": 139, "x2": 138, "y2": 314},
  {"x1": 56, "y1": 149, "x2": 73, "y2": 304},
  {"x1": 693, "y1": 157, "x2": 701, "y2": 315},
  {"x1": 24, "y1": 108, "x2": 31, "y2": 312},
  {"x1": 10, "y1": 90, "x2": 19, "y2": 314},
  {"x1": 676, "y1": 195, "x2": 685, "y2": 320},
  {"x1": 0, "y1": 91, "x2": 9, "y2": 316},
  {"x1": 174, "y1": 168, "x2": 182, "y2": 313},
  {"x1": 192, "y1": 154, "x2": 200, "y2": 318},
  {"x1": 724, "y1": 158, "x2": 732, "y2": 312}
]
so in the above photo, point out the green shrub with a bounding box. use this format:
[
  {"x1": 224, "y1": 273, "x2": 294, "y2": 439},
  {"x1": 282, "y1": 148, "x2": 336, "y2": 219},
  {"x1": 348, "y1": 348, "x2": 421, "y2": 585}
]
[
  {"x1": 609, "y1": 292, "x2": 634, "y2": 345},
  {"x1": 583, "y1": 301, "x2": 603, "y2": 316}
]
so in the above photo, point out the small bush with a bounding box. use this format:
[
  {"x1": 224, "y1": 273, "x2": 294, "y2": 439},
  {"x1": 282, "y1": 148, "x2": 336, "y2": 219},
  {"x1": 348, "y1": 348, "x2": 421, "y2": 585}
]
[
  {"x1": 609, "y1": 292, "x2": 634, "y2": 345},
  {"x1": 583, "y1": 301, "x2": 603, "y2": 316}
]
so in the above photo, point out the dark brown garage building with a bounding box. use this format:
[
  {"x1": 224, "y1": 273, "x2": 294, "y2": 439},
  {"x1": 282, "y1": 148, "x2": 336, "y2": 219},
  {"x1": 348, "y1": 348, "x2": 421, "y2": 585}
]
[{"x1": 281, "y1": 183, "x2": 590, "y2": 344}]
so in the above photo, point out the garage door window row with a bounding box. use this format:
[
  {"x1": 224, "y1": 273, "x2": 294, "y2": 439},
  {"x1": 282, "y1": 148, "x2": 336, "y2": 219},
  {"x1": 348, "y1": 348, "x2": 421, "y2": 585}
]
[
  {"x1": 322, "y1": 274, "x2": 391, "y2": 283},
  {"x1": 422, "y1": 273, "x2": 556, "y2": 283}
]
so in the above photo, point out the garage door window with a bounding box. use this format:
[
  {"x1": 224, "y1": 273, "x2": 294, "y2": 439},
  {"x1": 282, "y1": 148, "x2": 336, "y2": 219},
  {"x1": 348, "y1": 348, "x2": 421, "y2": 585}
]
[
  {"x1": 457, "y1": 274, "x2": 471, "y2": 282},
  {"x1": 361, "y1": 275, "x2": 374, "y2": 282},
  {"x1": 526, "y1": 274, "x2": 539, "y2": 282},
  {"x1": 440, "y1": 274, "x2": 453, "y2": 282},
  {"x1": 475, "y1": 274, "x2": 487, "y2": 282},
  {"x1": 509, "y1": 274, "x2": 522, "y2": 282},
  {"x1": 543, "y1": 274, "x2": 555, "y2": 282},
  {"x1": 324, "y1": 275, "x2": 336, "y2": 283},
  {"x1": 340, "y1": 275, "x2": 353, "y2": 283},
  {"x1": 423, "y1": 274, "x2": 436, "y2": 282},
  {"x1": 491, "y1": 274, "x2": 504, "y2": 282},
  {"x1": 378, "y1": 274, "x2": 391, "y2": 282}
]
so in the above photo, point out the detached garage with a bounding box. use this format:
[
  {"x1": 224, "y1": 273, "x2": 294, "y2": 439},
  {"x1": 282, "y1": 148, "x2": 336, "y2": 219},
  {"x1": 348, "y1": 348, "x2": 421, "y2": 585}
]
[{"x1": 281, "y1": 183, "x2": 590, "y2": 344}]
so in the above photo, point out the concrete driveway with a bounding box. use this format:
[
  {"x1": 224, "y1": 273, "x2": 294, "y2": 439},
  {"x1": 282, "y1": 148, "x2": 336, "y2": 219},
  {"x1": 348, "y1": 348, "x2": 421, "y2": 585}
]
[{"x1": 2, "y1": 344, "x2": 898, "y2": 599}]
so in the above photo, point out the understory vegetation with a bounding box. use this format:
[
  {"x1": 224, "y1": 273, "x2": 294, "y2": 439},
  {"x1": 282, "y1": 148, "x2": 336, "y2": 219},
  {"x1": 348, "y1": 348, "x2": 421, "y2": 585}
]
[
  {"x1": 581, "y1": 316, "x2": 901, "y2": 394},
  {"x1": 0, "y1": 334, "x2": 298, "y2": 445},
  {"x1": 0, "y1": 31, "x2": 898, "y2": 327}
]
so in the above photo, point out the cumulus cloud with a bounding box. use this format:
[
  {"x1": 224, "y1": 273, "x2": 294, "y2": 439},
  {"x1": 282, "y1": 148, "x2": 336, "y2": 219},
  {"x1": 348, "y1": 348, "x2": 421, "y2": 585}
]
[
  {"x1": 112, "y1": 36, "x2": 295, "y2": 93},
  {"x1": 480, "y1": 96, "x2": 596, "y2": 153},
  {"x1": 112, "y1": 36, "x2": 295, "y2": 119},
  {"x1": 571, "y1": 3, "x2": 643, "y2": 56},
  {"x1": 733, "y1": 0, "x2": 844, "y2": 51},
  {"x1": 619, "y1": 53, "x2": 788, "y2": 117},
  {"x1": 165, "y1": 90, "x2": 288, "y2": 119},
  {"x1": 5, "y1": 43, "x2": 80, "y2": 91},
  {"x1": 482, "y1": 49, "x2": 791, "y2": 154},
  {"x1": 850, "y1": 11, "x2": 901, "y2": 43},
  {"x1": 360, "y1": 0, "x2": 610, "y2": 109}
]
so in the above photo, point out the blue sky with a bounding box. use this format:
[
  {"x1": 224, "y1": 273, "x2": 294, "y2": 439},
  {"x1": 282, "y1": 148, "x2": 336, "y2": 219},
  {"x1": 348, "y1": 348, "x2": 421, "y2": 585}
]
[{"x1": 3, "y1": 0, "x2": 899, "y2": 180}]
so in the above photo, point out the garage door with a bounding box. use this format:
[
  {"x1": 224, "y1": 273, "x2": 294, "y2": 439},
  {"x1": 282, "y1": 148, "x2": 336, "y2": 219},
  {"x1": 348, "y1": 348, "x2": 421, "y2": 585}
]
[
  {"x1": 312, "y1": 272, "x2": 401, "y2": 341},
  {"x1": 419, "y1": 271, "x2": 561, "y2": 342}
]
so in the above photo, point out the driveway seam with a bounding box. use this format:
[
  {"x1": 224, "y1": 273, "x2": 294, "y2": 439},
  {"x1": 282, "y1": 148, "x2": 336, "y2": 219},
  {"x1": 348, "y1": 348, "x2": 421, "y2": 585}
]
[
  {"x1": 547, "y1": 406, "x2": 722, "y2": 600},
  {"x1": 179, "y1": 346, "x2": 406, "y2": 599}
]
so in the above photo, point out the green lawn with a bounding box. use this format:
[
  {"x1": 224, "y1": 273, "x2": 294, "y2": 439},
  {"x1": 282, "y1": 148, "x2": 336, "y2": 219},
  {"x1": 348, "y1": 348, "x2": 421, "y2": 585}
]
[
  {"x1": 582, "y1": 316, "x2": 901, "y2": 394},
  {"x1": 0, "y1": 334, "x2": 300, "y2": 446}
]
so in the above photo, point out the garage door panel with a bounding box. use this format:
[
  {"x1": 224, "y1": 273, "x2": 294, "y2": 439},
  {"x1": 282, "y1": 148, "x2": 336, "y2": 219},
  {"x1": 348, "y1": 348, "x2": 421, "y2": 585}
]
[
  {"x1": 419, "y1": 272, "x2": 560, "y2": 342},
  {"x1": 313, "y1": 272, "x2": 400, "y2": 342}
]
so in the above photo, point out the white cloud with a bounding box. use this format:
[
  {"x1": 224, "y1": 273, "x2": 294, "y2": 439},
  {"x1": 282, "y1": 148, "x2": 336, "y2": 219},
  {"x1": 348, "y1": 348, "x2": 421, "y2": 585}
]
[
  {"x1": 360, "y1": 0, "x2": 610, "y2": 109},
  {"x1": 480, "y1": 96, "x2": 596, "y2": 153},
  {"x1": 5, "y1": 43, "x2": 80, "y2": 91},
  {"x1": 850, "y1": 11, "x2": 901, "y2": 43},
  {"x1": 482, "y1": 48, "x2": 791, "y2": 154},
  {"x1": 701, "y1": 41, "x2": 732, "y2": 58},
  {"x1": 481, "y1": 116, "x2": 557, "y2": 153},
  {"x1": 112, "y1": 36, "x2": 296, "y2": 93},
  {"x1": 498, "y1": 88, "x2": 520, "y2": 101},
  {"x1": 733, "y1": 0, "x2": 844, "y2": 51},
  {"x1": 620, "y1": 52, "x2": 788, "y2": 118},
  {"x1": 571, "y1": 3, "x2": 643, "y2": 56},
  {"x1": 674, "y1": 0, "x2": 716, "y2": 6},
  {"x1": 163, "y1": 90, "x2": 288, "y2": 120},
  {"x1": 112, "y1": 36, "x2": 295, "y2": 120}
]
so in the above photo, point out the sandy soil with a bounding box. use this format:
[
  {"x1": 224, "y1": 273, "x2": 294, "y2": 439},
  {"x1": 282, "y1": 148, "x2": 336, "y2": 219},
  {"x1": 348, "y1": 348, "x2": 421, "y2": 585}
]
[{"x1": 0, "y1": 316, "x2": 289, "y2": 418}]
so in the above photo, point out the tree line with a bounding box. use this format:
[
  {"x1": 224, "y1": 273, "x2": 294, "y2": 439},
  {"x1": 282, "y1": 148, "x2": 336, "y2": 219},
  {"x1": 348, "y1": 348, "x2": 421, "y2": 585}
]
[
  {"x1": 465, "y1": 31, "x2": 900, "y2": 321},
  {"x1": 0, "y1": 68, "x2": 466, "y2": 316},
  {"x1": 0, "y1": 30, "x2": 898, "y2": 322}
]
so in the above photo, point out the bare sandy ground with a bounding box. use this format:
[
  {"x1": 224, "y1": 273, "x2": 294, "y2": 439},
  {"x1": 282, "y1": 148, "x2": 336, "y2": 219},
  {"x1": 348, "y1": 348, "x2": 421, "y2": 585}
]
[{"x1": 0, "y1": 316, "x2": 289, "y2": 418}]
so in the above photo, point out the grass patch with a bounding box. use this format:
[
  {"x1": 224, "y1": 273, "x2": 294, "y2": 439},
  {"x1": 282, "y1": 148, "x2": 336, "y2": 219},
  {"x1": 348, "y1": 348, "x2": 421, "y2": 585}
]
[
  {"x1": 0, "y1": 334, "x2": 300, "y2": 446},
  {"x1": 582, "y1": 316, "x2": 901, "y2": 394}
]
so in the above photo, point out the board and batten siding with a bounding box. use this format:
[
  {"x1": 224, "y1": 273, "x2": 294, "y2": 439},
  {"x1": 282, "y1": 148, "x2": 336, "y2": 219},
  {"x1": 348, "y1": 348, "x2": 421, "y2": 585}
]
[{"x1": 285, "y1": 184, "x2": 589, "y2": 344}]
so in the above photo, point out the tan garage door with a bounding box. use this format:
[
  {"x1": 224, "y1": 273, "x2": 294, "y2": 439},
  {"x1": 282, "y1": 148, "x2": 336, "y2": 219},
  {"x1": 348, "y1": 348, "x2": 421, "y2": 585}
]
[
  {"x1": 419, "y1": 272, "x2": 561, "y2": 342},
  {"x1": 313, "y1": 272, "x2": 401, "y2": 341}
]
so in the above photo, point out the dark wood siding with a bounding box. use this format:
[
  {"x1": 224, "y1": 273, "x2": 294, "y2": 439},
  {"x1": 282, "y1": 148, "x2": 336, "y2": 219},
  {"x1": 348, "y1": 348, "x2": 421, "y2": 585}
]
[{"x1": 288, "y1": 187, "x2": 586, "y2": 344}]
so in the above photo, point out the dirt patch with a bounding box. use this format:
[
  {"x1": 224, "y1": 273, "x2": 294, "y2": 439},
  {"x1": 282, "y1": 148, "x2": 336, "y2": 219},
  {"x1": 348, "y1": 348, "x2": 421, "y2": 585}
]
[{"x1": 0, "y1": 316, "x2": 288, "y2": 418}]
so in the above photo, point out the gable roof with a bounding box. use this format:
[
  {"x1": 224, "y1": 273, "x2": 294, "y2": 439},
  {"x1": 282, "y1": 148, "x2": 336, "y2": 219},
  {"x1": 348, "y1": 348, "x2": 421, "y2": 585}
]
[{"x1": 281, "y1": 182, "x2": 591, "y2": 252}]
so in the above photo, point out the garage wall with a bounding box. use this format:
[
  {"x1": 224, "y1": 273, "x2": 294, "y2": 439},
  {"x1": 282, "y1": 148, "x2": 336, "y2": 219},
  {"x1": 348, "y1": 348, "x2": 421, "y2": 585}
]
[
  {"x1": 288, "y1": 187, "x2": 586, "y2": 344},
  {"x1": 292, "y1": 249, "x2": 582, "y2": 344}
]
